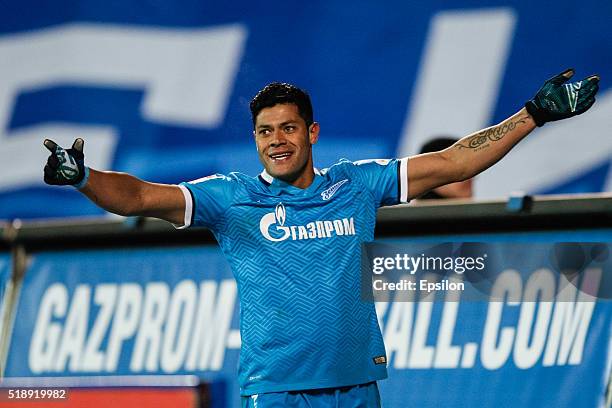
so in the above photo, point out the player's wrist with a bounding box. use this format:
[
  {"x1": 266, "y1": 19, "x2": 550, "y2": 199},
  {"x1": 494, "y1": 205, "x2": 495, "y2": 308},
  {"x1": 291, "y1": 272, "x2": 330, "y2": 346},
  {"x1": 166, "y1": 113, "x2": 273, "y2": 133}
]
[
  {"x1": 524, "y1": 100, "x2": 545, "y2": 127},
  {"x1": 73, "y1": 166, "x2": 90, "y2": 190}
]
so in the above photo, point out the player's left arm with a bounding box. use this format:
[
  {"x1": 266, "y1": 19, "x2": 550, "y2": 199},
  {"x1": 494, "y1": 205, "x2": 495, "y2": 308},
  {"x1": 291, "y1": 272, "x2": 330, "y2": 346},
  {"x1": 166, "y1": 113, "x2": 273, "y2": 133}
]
[{"x1": 406, "y1": 68, "x2": 600, "y2": 200}]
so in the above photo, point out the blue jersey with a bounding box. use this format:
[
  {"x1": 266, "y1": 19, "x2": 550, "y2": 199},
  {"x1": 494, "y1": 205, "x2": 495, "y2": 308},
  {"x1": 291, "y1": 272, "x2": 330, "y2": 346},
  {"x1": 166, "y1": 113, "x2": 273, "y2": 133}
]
[{"x1": 177, "y1": 158, "x2": 409, "y2": 396}]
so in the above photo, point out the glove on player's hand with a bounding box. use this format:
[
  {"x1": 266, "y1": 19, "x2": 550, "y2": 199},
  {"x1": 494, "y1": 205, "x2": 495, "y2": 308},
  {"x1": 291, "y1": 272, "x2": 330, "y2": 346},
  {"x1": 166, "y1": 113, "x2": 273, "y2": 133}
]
[
  {"x1": 525, "y1": 68, "x2": 599, "y2": 127},
  {"x1": 43, "y1": 138, "x2": 89, "y2": 188}
]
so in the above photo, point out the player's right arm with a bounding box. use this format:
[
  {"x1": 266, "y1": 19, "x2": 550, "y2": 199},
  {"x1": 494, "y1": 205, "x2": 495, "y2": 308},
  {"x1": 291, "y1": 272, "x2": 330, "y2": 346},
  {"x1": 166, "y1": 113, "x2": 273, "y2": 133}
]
[
  {"x1": 43, "y1": 138, "x2": 186, "y2": 226},
  {"x1": 80, "y1": 169, "x2": 185, "y2": 224}
]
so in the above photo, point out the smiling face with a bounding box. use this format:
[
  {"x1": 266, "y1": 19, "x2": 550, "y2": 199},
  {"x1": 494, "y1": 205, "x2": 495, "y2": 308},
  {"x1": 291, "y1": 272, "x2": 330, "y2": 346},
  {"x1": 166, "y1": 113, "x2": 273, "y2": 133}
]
[{"x1": 254, "y1": 103, "x2": 319, "y2": 189}]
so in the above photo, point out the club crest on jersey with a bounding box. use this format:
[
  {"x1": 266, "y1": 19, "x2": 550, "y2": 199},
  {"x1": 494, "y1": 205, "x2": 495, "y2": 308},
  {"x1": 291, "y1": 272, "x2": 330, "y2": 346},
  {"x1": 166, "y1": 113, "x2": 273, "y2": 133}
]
[
  {"x1": 321, "y1": 179, "x2": 348, "y2": 201},
  {"x1": 259, "y1": 202, "x2": 356, "y2": 242}
]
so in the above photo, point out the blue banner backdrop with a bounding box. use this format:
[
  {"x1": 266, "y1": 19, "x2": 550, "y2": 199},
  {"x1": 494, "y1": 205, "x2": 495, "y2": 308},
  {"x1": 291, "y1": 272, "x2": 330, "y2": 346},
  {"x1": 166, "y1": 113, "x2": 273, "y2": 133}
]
[
  {"x1": 5, "y1": 235, "x2": 612, "y2": 407},
  {"x1": 0, "y1": 0, "x2": 611, "y2": 220}
]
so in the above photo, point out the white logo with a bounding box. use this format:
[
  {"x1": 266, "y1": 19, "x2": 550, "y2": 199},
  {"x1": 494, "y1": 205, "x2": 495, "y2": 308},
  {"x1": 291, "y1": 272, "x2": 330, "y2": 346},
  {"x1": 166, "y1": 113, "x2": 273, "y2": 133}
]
[
  {"x1": 321, "y1": 179, "x2": 349, "y2": 201},
  {"x1": 565, "y1": 81, "x2": 581, "y2": 112},
  {"x1": 259, "y1": 203, "x2": 290, "y2": 242},
  {"x1": 259, "y1": 202, "x2": 356, "y2": 242},
  {"x1": 57, "y1": 147, "x2": 79, "y2": 179},
  {"x1": 275, "y1": 202, "x2": 286, "y2": 226}
]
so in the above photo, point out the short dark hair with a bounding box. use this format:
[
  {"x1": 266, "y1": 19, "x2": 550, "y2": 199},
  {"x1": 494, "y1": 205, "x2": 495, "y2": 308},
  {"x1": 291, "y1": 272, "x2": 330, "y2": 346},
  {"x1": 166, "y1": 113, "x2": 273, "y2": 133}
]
[{"x1": 250, "y1": 82, "x2": 314, "y2": 128}]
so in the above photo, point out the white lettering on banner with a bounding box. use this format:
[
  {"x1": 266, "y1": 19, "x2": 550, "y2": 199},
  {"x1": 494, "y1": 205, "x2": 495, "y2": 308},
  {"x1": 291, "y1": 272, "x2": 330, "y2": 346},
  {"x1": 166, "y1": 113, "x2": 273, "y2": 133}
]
[
  {"x1": 105, "y1": 284, "x2": 142, "y2": 371},
  {"x1": 161, "y1": 280, "x2": 197, "y2": 373},
  {"x1": 28, "y1": 279, "x2": 239, "y2": 374},
  {"x1": 27, "y1": 268, "x2": 599, "y2": 374},
  {"x1": 383, "y1": 301, "x2": 414, "y2": 369},
  {"x1": 481, "y1": 269, "x2": 522, "y2": 370},
  {"x1": 131, "y1": 282, "x2": 170, "y2": 371},
  {"x1": 54, "y1": 285, "x2": 90, "y2": 372},
  {"x1": 407, "y1": 300, "x2": 435, "y2": 368},
  {"x1": 376, "y1": 268, "x2": 600, "y2": 371},
  {"x1": 185, "y1": 280, "x2": 237, "y2": 371},
  {"x1": 433, "y1": 279, "x2": 462, "y2": 368},
  {"x1": 513, "y1": 269, "x2": 555, "y2": 369},
  {"x1": 29, "y1": 283, "x2": 68, "y2": 373},
  {"x1": 543, "y1": 269, "x2": 599, "y2": 366},
  {"x1": 0, "y1": 23, "x2": 247, "y2": 192},
  {"x1": 82, "y1": 284, "x2": 117, "y2": 371}
]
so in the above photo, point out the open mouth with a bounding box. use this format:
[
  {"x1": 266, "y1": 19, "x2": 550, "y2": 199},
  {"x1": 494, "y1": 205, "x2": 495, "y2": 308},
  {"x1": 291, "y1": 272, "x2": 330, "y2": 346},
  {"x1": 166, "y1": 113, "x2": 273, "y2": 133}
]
[{"x1": 269, "y1": 152, "x2": 293, "y2": 162}]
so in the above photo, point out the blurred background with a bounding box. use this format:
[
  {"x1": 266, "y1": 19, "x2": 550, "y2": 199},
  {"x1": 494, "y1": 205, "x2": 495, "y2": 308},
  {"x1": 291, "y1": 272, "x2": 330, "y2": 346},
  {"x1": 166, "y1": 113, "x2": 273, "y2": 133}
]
[
  {"x1": 0, "y1": 0, "x2": 610, "y2": 220},
  {"x1": 0, "y1": 1, "x2": 611, "y2": 408}
]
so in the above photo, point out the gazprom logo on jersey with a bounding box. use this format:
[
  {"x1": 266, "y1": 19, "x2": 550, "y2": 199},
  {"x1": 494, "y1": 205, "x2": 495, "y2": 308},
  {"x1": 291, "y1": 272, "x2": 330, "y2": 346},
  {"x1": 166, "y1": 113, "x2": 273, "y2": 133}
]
[{"x1": 259, "y1": 203, "x2": 356, "y2": 242}]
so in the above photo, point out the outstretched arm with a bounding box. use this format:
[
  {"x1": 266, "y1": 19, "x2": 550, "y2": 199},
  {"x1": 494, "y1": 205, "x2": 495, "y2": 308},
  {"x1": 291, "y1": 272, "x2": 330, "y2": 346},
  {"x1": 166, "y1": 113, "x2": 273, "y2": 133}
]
[
  {"x1": 408, "y1": 109, "x2": 534, "y2": 199},
  {"x1": 79, "y1": 169, "x2": 185, "y2": 223},
  {"x1": 43, "y1": 139, "x2": 186, "y2": 225},
  {"x1": 406, "y1": 68, "x2": 599, "y2": 200}
]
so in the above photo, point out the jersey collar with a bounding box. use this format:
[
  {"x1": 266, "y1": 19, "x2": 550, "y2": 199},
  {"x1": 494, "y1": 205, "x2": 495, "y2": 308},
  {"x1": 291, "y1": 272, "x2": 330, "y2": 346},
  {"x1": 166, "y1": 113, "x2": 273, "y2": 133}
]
[{"x1": 259, "y1": 168, "x2": 323, "y2": 195}]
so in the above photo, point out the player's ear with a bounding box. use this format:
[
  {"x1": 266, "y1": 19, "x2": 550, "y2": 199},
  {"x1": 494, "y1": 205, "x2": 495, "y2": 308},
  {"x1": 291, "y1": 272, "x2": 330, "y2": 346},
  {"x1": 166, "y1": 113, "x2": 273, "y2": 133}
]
[
  {"x1": 253, "y1": 130, "x2": 260, "y2": 153},
  {"x1": 309, "y1": 122, "x2": 320, "y2": 145}
]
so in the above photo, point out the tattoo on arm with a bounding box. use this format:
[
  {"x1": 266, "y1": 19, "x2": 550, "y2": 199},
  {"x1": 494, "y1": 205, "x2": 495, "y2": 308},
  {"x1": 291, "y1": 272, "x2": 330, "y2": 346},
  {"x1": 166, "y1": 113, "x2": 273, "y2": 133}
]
[{"x1": 456, "y1": 115, "x2": 530, "y2": 151}]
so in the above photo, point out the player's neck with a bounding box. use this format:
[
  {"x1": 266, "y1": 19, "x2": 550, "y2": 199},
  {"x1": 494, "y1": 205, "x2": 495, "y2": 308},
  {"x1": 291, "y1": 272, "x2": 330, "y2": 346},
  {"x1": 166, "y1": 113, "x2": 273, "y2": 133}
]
[
  {"x1": 287, "y1": 169, "x2": 315, "y2": 189},
  {"x1": 274, "y1": 159, "x2": 316, "y2": 190}
]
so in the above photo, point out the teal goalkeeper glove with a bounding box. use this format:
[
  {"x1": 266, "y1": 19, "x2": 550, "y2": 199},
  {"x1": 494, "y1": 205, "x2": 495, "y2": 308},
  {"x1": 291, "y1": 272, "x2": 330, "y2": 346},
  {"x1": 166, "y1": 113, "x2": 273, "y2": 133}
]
[
  {"x1": 43, "y1": 138, "x2": 89, "y2": 188},
  {"x1": 525, "y1": 68, "x2": 599, "y2": 127}
]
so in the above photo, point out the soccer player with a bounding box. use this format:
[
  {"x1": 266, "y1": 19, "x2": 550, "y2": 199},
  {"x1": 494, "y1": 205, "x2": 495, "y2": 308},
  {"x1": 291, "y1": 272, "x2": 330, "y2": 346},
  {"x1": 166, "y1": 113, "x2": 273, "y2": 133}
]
[{"x1": 42, "y1": 68, "x2": 598, "y2": 407}]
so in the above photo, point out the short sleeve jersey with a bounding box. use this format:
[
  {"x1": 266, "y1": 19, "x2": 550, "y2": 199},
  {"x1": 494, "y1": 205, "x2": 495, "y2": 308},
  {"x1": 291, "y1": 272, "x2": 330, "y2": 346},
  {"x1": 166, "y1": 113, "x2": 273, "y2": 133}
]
[{"x1": 178, "y1": 158, "x2": 409, "y2": 396}]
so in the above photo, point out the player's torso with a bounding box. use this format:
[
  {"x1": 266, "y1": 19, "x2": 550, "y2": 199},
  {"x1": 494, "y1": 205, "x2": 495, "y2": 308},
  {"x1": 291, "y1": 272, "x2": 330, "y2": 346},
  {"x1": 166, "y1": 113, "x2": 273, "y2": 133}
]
[
  {"x1": 208, "y1": 169, "x2": 389, "y2": 393},
  {"x1": 217, "y1": 173, "x2": 377, "y2": 334}
]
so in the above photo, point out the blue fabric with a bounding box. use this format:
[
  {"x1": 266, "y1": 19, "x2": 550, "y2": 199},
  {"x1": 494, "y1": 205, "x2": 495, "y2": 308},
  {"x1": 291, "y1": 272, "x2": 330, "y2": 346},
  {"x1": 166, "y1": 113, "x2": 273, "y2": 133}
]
[
  {"x1": 181, "y1": 159, "x2": 402, "y2": 395},
  {"x1": 241, "y1": 382, "x2": 381, "y2": 408}
]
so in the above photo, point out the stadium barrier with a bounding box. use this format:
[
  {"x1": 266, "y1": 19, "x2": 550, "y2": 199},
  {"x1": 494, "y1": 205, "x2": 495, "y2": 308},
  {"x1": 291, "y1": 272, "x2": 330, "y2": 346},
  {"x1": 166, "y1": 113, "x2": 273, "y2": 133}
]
[{"x1": 0, "y1": 194, "x2": 610, "y2": 408}]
